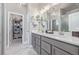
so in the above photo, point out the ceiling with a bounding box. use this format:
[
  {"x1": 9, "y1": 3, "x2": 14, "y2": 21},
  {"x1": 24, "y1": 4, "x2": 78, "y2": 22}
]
[
  {"x1": 29, "y1": 3, "x2": 51, "y2": 10},
  {"x1": 59, "y1": 3, "x2": 79, "y2": 14},
  {"x1": 26, "y1": 3, "x2": 52, "y2": 16},
  {"x1": 22, "y1": 3, "x2": 79, "y2": 15},
  {"x1": 29, "y1": 3, "x2": 51, "y2": 15}
]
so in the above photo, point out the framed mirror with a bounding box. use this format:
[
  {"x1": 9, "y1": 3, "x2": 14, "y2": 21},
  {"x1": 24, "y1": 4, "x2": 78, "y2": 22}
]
[
  {"x1": 60, "y1": 3, "x2": 79, "y2": 32},
  {"x1": 69, "y1": 10, "x2": 79, "y2": 31},
  {"x1": 46, "y1": 7, "x2": 60, "y2": 32}
]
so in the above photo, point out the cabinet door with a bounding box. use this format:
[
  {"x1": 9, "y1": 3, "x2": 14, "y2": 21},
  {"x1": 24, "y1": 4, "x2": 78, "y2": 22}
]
[
  {"x1": 32, "y1": 35, "x2": 36, "y2": 48},
  {"x1": 41, "y1": 49, "x2": 48, "y2": 55},
  {"x1": 36, "y1": 37, "x2": 40, "y2": 46},
  {"x1": 35, "y1": 45, "x2": 40, "y2": 55},
  {"x1": 55, "y1": 47, "x2": 70, "y2": 55},
  {"x1": 41, "y1": 36, "x2": 53, "y2": 44},
  {"x1": 54, "y1": 40, "x2": 79, "y2": 55},
  {"x1": 41, "y1": 40, "x2": 51, "y2": 54},
  {"x1": 33, "y1": 33, "x2": 40, "y2": 39}
]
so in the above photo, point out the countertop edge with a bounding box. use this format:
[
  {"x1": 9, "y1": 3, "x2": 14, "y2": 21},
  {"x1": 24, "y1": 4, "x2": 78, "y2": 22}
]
[{"x1": 32, "y1": 31, "x2": 79, "y2": 47}]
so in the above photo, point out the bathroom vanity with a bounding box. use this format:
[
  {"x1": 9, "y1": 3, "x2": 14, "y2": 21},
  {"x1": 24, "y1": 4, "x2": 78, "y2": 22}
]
[
  {"x1": 32, "y1": 31, "x2": 79, "y2": 55},
  {"x1": 32, "y1": 4, "x2": 79, "y2": 55}
]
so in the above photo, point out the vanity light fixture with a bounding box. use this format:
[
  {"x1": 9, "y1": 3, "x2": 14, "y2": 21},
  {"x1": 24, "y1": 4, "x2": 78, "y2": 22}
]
[
  {"x1": 40, "y1": 3, "x2": 59, "y2": 14},
  {"x1": 40, "y1": 5, "x2": 50, "y2": 14}
]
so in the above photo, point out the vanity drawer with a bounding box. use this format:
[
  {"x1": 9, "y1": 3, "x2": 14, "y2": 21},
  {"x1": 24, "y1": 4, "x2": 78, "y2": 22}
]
[
  {"x1": 54, "y1": 47, "x2": 70, "y2": 55},
  {"x1": 54, "y1": 40, "x2": 79, "y2": 55},
  {"x1": 41, "y1": 40, "x2": 51, "y2": 54},
  {"x1": 33, "y1": 33, "x2": 40, "y2": 39},
  {"x1": 41, "y1": 49, "x2": 48, "y2": 55},
  {"x1": 41, "y1": 36, "x2": 54, "y2": 45},
  {"x1": 36, "y1": 37, "x2": 40, "y2": 46}
]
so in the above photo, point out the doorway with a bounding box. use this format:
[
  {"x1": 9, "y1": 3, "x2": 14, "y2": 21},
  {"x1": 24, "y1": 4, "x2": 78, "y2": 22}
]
[{"x1": 8, "y1": 12, "x2": 24, "y2": 47}]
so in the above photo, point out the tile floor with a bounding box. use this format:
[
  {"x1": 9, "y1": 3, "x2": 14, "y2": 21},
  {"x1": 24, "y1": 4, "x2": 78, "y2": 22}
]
[{"x1": 5, "y1": 39, "x2": 37, "y2": 55}]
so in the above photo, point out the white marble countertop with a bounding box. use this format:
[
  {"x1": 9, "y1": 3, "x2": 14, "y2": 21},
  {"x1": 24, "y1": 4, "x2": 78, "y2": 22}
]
[{"x1": 32, "y1": 31, "x2": 79, "y2": 46}]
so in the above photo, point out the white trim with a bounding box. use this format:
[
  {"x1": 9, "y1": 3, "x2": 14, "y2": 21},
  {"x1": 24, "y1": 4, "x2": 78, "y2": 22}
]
[
  {"x1": 8, "y1": 11, "x2": 24, "y2": 47},
  {"x1": 8, "y1": 12, "x2": 10, "y2": 47},
  {"x1": 4, "y1": 4, "x2": 7, "y2": 48}
]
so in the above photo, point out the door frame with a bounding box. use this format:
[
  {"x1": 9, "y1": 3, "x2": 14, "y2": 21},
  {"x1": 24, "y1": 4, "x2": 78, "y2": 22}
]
[{"x1": 8, "y1": 11, "x2": 24, "y2": 47}]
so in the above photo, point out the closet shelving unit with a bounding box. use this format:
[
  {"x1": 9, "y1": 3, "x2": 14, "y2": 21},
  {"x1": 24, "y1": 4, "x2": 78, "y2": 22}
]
[{"x1": 13, "y1": 19, "x2": 22, "y2": 39}]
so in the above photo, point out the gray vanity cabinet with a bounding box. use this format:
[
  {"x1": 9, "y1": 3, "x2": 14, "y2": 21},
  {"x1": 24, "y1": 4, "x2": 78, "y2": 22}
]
[
  {"x1": 41, "y1": 49, "x2": 48, "y2": 55},
  {"x1": 52, "y1": 45, "x2": 55, "y2": 55},
  {"x1": 41, "y1": 36, "x2": 54, "y2": 55},
  {"x1": 32, "y1": 33, "x2": 79, "y2": 55},
  {"x1": 41, "y1": 36, "x2": 56, "y2": 55},
  {"x1": 32, "y1": 33, "x2": 41, "y2": 55},
  {"x1": 54, "y1": 40, "x2": 79, "y2": 55},
  {"x1": 36, "y1": 37, "x2": 40, "y2": 46},
  {"x1": 41, "y1": 40, "x2": 51, "y2": 54},
  {"x1": 35, "y1": 45, "x2": 40, "y2": 54},
  {"x1": 35, "y1": 35, "x2": 41, "y2": 54},
  {"x1": 32, "y1": 34, "x2": 36, "y2": 48},
  {"x1": 54, "y1": 47, "x2": 70, "y2": 55}
]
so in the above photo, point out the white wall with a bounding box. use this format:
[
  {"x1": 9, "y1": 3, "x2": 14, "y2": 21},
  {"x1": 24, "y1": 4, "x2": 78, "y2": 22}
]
[
  {"x1": 26, "y1": 4, "x2": 32, "y2": 46},
  {"x1": 4, "y1": 3, "x2": 30, "y2": 48},
  {"x1": 0, "y1": 3, "x2": 5, "y2": 55}
]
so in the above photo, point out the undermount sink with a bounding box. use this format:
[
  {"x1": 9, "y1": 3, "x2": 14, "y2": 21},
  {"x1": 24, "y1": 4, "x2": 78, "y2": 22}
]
[{"x1": 49, "y1": 33, "x2": 66, "y2": 38}]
